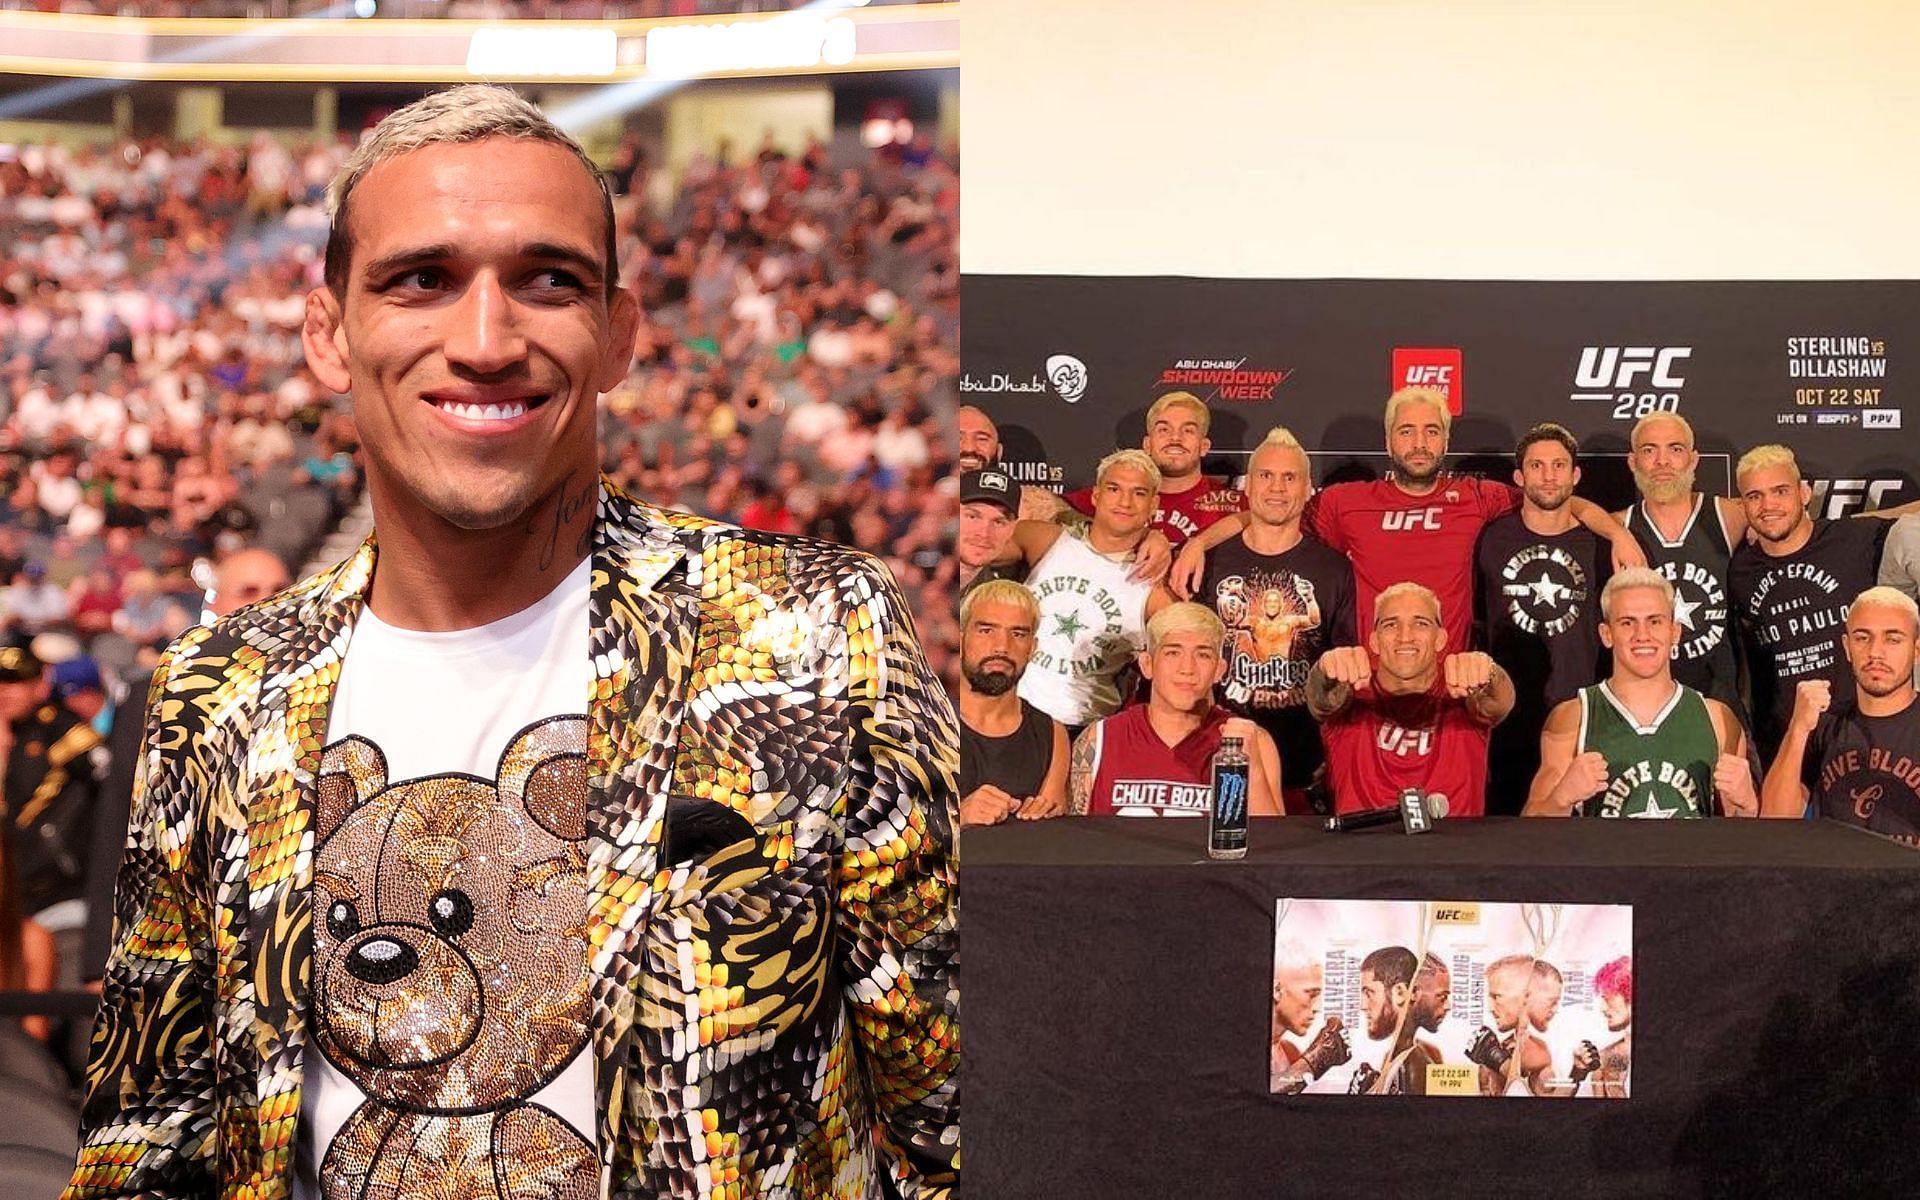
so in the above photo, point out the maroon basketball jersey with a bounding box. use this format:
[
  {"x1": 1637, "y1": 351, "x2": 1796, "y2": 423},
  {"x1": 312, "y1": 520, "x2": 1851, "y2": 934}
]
[{"x1": 1087, "y1": 705, "x2": 1232, "y2": 817}]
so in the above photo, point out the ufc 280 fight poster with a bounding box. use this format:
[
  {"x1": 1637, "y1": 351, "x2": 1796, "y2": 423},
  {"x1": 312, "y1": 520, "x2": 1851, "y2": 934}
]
[{"x1": 1271, "y1": 899, "x2": 1633, "y2": 1098}]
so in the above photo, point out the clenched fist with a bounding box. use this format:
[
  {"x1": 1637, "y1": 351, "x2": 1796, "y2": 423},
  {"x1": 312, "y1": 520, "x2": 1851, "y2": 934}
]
[
  {"x1": 1442, "y1": 651, "x2": 1496, "y2": 698},
  {"x1": 1553, "y1": 751, "x2": 1611, "y2": 808},
  {"x1": 1317, "y1": 645, "x2": 1373, "y2": 688},
  {"x1": 1790, "y1": 679, "x2": 1832, "y2": 735},
  {"x1": 1714, "y1": 753, "x2": 1758, "y2": 817}
]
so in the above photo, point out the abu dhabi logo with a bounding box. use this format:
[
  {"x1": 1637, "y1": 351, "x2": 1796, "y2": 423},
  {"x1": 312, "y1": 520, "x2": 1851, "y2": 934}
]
[{"x1": 1046, "y1": 353, "x2": 1089, "y2": 404}]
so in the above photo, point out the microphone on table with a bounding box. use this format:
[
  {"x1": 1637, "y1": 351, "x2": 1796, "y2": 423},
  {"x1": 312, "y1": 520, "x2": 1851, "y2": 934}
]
[{"x1": 1324, "y1": 788, "x2": 1449, "y2": 834}]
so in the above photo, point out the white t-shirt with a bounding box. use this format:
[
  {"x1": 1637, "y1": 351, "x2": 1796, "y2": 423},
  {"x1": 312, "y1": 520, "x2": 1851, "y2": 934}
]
[
  {"x1": 293, "y1": 557, "x2": 598, "y2": 1199},
  {"x1": 1017, "y1": 531, "x2": 1153, "y2": 727}
]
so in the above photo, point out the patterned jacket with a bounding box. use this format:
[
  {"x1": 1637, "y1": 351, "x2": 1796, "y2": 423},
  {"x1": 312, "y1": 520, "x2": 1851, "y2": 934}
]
[{"x1": 65, "y1": 482, "x2": 960, "y2": 1199}]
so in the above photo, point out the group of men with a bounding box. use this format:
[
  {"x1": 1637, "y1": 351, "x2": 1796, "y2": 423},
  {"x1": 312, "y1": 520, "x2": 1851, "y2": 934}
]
[{"x1": 959, "y1": 385, "x2": 1920, "y2": 844}]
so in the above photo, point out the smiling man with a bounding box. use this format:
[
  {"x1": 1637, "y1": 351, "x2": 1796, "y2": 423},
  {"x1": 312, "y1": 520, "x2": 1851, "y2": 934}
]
[
  {"x1": 1066, "y1": 602, "x2": 1281, "y2": 817},
  {"x1": 1525, "y1": 568, "x2": 1758, "y2": 819},
  {"x1": 1307, "y1": 582, "x2": 1515, "y2": 817},
  {"x1": 1729, "y1": 443, "x2": 1889, "y2": 758},
  {"x1": 991, "y1": 449, "x2": 1179, "y2": 733},
  {"x1": 70, "y1": 87, "x2": 959, "y2": 1200},
  {"x1": 1761, "y1": 586, "x2": 1920, "y2": 841}
]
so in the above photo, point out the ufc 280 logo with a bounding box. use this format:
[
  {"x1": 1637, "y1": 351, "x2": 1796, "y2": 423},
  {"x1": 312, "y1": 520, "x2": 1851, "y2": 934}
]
[
  {"x1": 1382, "y1": 507, "x2": 1443, "y2": 531},
  {"x1": 1572, "y1": 345, "x2": 1692, "y2": 422}
]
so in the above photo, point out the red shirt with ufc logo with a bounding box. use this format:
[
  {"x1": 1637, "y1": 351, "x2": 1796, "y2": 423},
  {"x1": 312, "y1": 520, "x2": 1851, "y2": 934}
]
[
  {"x1": 1306, "y1": 475, "x2": 1519, "y2": 648},
  {"x1": 1320, "y1": 678, "x2": 1490, "y2": 816},
  {"x1": 1067, "y1": 475, "x2": 1246, "y2": 549}
]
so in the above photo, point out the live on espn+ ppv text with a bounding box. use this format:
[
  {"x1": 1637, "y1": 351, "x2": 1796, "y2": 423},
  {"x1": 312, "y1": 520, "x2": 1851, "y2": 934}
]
[{"x1": 960, "y1": 276, "x2": 1917, "y2": 513}]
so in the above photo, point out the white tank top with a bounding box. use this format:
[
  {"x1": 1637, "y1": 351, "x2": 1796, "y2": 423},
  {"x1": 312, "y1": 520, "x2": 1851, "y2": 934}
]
[{"x1": 1017, "y1": 531, "x2": 1153, "y2": 726}]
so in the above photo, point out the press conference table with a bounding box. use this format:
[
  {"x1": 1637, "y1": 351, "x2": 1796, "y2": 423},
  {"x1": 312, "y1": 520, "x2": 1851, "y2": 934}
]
[{"x1": 966, "y1": 818, "x2": 1920, "y2": 1197}]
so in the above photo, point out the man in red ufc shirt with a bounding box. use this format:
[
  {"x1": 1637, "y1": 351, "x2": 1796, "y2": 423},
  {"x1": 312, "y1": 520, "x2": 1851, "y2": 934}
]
[
  {"x1": 1068, "y1": 602, "x2": 1284, "y2": 817},
  {"x1": 1177, "y1": 388, "x2": 1644, "y2": 651},
  {"x1": 1064, "y1": 391, "x2": 1245, "y2": 549},
  {"x1": 1307, "y1": 582, "x2": 1515, "y2": 816}
]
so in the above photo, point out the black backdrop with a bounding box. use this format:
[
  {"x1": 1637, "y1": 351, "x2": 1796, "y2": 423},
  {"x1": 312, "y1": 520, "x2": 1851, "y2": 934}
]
[{"x1": 962, "y1": 275, "x2": 1920, "y2": 513}]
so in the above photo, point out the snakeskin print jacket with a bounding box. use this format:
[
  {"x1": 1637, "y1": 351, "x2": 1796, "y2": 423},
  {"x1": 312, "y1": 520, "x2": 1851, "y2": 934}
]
[{"x1": 64, "y1": 482, "x2": 960, "y2": 1199}]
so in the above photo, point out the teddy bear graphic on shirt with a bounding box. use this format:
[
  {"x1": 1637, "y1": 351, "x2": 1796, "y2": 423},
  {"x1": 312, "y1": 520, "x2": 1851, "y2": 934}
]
[{"x1": 310, "y1": 715, "x2": 596, "y2": 1200}]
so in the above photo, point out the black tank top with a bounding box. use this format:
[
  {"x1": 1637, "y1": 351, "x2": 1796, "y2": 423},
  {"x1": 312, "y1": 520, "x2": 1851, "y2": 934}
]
[
  {"x1": 1624, "y1": 496, "x2": 1740, "y2": 708},
  {"x1": 960, "y1": 699, "x2": 1056, "y2": 800}
]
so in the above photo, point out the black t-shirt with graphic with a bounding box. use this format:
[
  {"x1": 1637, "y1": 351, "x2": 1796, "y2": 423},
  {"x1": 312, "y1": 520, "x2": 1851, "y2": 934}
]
[
  {"x1": 1802, "y1": 697, "x2": 1920, "y2": 846},
  {"x1": 1623, "y1": 496, "x2": 1741, "y2": 709},
  {"x1": 1197, "y1": 532, "x2": 1354, "y2": 788},
  {"x1": 1474, "y1": 514, "x2": 1608, "y2": 813},
  {"x1": 1730, "y1": 518, "x2": 1887, "y2": 756},
  {"x1": 1476, "y1": 514, "x2": 1609, "y2": 711}
]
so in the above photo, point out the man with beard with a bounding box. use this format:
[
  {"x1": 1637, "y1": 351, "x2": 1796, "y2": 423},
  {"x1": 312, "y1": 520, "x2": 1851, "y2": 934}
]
[
  {"x1": 1063, "y1": 392, "x2": 1244, "y2": 549},
  {"x1": 1347, "y1": 946, "x2": 1441, "y2": 1095},
  {"x1": 1308, "y1": 583, "x2": 1514, "y2": 817},
  {"x1": 1068, "y1": 602, "x2": 1282, "y2": 817},
  {"x1": 959, "y1": 403, "x2": 1173, "y2": 576},
  {"x1": 1197, "y1": 427, "x2": 1355, "y2": 812},
  {"x1": 1270, "y1": 940, "x2": 1352, "y2": 1094},
  {"x1": 959, "y1": 404, "x2": 1061, "y2": 522},
  {"x1": 1730, "y1": 444, "x2": 1889, "y2": 758},
  {"x1": 1762, "y1": 587, "x2": 1920, "y2": 843},
  {"x1": 1526, "y1": 569, "x2": 1759, "y2": 818},
  {"x1": 1572, "y1": 956, "x2": 1633, "y2": 1098},
  {"x1": 1179, "y1": 388, "x2": 1642, "y2": 653},
  {"x1": 991, "y1": 450, "x2": 1178, "y2": 733},
  {"x1": 1475, "y1": 424, "x2": 1609, "y2": 814},
  {"x1": 957, "y1": 467, "x2": 1021, "y2": 594},
  {"x1": 957, "y1": 580, "x2": 1068, "y2": 828},
  {"x1": 1616, "y1": 413, "x2": 1747, "y2": 711},
  {"x1": 1465, "y1": 955, "x2": 1555, "y2": 1096}
]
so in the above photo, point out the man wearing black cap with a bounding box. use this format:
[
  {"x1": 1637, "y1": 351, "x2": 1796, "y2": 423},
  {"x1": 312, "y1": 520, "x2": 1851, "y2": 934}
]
[
  {"x1": 0, "y1": 642, "x2": 104, "y2": 917},
  {"x1": 960, "y1": 466, "x2": 1022, "y2": 593}
]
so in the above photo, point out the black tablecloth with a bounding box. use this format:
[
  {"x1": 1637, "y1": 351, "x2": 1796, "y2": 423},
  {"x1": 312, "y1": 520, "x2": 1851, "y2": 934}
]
[{"x1": 967, "y1": 818, "x2": 1920, "y2": 1197}]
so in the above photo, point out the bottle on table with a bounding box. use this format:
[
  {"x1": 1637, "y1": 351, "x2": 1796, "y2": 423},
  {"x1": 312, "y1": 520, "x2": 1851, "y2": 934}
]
[{"x1": 1210, "y1": 735, "x2": 1250, "y2": 860}]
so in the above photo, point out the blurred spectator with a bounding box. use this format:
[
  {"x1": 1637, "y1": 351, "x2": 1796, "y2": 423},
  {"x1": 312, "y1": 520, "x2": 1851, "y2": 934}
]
[
  {"x1": 113, "y1": 569, "x2": 190, "y2": 649},
  {"x1": 66, "y1": 567, "x2": 121, "y2": 639},
  {"x1": 210, "y1": 547, "x2": 292, "y2": 617},
  {"x1": 0, "y1": 644, "x2": 102, "y2": 921},
  {"x1": 0, "y1": 830, "x2": 57, "y2": 1042},
  {"x1": 50, "y1": 657, "x2": 108, "y2": 734},
  {"x1": 4, "y1": 564, "x2": 69, "y2": 635}
]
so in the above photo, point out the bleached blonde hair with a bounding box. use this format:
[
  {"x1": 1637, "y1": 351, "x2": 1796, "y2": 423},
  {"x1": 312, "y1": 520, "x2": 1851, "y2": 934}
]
[
  {"x1": 1600, "y1": 566, "x2": 1676, "y2": 620},
  {"x1": 1146, "y1": 390, "x2": 1211, "y2": 435},
  {"x1": 1145, "y1": 601, "x2": 1226, "y2": 652},
  {"x1": 959, "y1": 579, "x2": 1038, "y2": 628},
  {"x1": 1256, "y1": 425, "x2": 1306, "y2": 457},
  {"x1": 1383, "y1": 386, "x2": 1452, "y2": 439},
  {"x1": 1848, "y1": 585, "x2": 1920, "y2": 630},
  {"x1": 1629, "y1": 410, "x2": 1696, "y2": 450},
  {"x1": 324, "y1": 85, "x2": 614, "y2": 298},
  {"x1": 1373, "y1": 581, "x2": 1442, "y2": 625},
  {"x1": 1094, "y1": 448, "x2": 1162, "y2": 493},
  {"x1": 1735, "y1": 443, "x2": 1801, "y2": 485}
]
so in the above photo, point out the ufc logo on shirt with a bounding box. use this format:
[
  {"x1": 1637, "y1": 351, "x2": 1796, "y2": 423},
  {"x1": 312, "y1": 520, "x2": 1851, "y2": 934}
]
[
  {"x1": 1376, "y1": 724, "x2": 1434, "y2": 757},
  {"x1": 1381, "y1": 507, "x2": 1443, "y2": 531}
]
